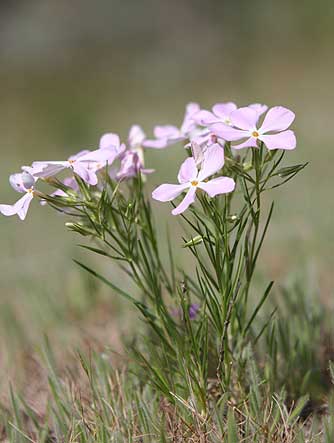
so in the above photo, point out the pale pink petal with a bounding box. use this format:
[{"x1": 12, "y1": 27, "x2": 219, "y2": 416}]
[
  {"x1": 9, "y1": 173, "x2": 26, "y2": 193},
  {"x1": 16, "y1": 193, "x2": 34, "y2": 220},
  {"x1": 63, "y1": 177, "x2": 79, "y2": 190},
  {"x1": 177, "y1": 157, "x2": 198, "y2": 183},
  {"x1": 31, "y1": 161, "x2": 69, "y2": 178},
  {"x1": 144, "y1": 135, "x2": 186, "y2": 148},
  {"x1": 0, "y1": 192, "x2": 34, "y2": 220},
  {"x1": 141, "y1": 168, "x2": 155, "y2": 175},
  {"x1": 99, "y1": 133, "x2": 120, "y2": 149},
  {"x1": 79, "y1": 147, "x2": 122, "y2": 163},
  {"x1": 229, "y1": 107, "x2": 258, "y2": 130},
  {"x1": 211, "y1": 123, "x2": 249, "y2": 141},
  {"x1": 68, "y1": 150, "x2": 91, "y2": 161},
  {"x1": 9, "y1": 172, "x2": 34, "y2": 193},
  {"x1": 181, "y1": 103, "x2": 200, "y2": 134},
  {"x1": 172, "y1": 186, "x2": 197, "y2": 215},
  {"x1": 190, "y1": 142, "x2": 204, "y2": 165},
  {"x1": 212, "y1": 102, "x2": 237, "y2": 119},
  {"x1": 142, "y1": 138, "x2": 168, "y2": 149},
  {"x1": 232, "y1": 137, "x2": 258, "y2": 150},
  {"x1": 152, "y1": 183, "x2": 189, "y2": 202},
  {"x1": 73, "y1": 163, "x2": 98, "y2": 185},
  {"x1": 248, "y1": 103, "x2": 268, "y2": 116},
  {"x1": 259, "y1": 106, "x2": 295, "y2": 133},
  {"x1": 116, "y1": 151, "x2": 141, "y2": 180},
  {"x1": 190, "y1": 129, "x2": 212, "y2": 146},
  {"x1": 193, "y1": 110, "x2": 219, "y2": 126},
  {"x1": 154, "y1": 125, "x2": 180, "y2": 139},
  {"x1": 128, "y1": 125, "x2": 146, "y2": 147},
  {"x1": 51, "y1": 189, "x2": 68, "y2": 198},
  {"x1": 184, "y1": 102, "x2": 201, "y2": 117},
  {"x1": 198, "y1": 177, "x2": 235, "y2": 197},
  {"x1": 259, "y1": 130, "x2": 296, "y2": 150},
  {"x1": 0, "y1": 203, "x2": 18, "y2": 216},
  {"x1": 198, "y1": 143, "x2": 225, "y2": 181}
]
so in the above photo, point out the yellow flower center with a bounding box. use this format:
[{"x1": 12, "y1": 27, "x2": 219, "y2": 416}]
[
  {"x1": 252, "y1": 131, "x2": 259, "y2": 138},
  {"x1": 191, "y1": 180, "x2": 199, "y2": 187},
  {"x1": 27, "y1": 188, "x2": 34, "y2": 195},
  {"x1": 68, "y1": 159, "x2": 75, "y2": 165}
]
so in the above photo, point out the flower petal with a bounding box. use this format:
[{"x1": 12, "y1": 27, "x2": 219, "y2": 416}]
[
  {"x1": 180, "y1": 102, "x2": 200, "y2": 134},
  {"x1": 68, "y1": 150, "x2": 91, "y2": 161},
  {"x1": 259, "y1": 130, "x2": 296, "y2": 150},
  {"x1": 142, "y1": 138, "x2": 170, "y2": 149},
  {"x1": 248, "y1": 103, "x2": 268, "y2": 116},
  {"x1": 172, "y1": 186, "x2": 196, "y2": 215},
  {"x1": 0, "y1": 192, "x2": 34, "y2": 220},
  {"x1": 9, "y1": 172, "x2": 35, "y2": 193},
  {"x1": 79, "y1": 146, "x2": 124, "y2": 163},
  {"x1": 212, "y1": 102, "x2": 237, "y2": 119},
  {"x1": 99, "y1": 133, "x2": 120, "y2": 149},
  {"x1": 117, "y1": 151, "x2": 141, "y2": 180},
  {"x1": 141, "y1": 168, "x2": 155, "y2": 175},
  {"x1": 190, "y1": 128, "x2": 212, "y2": 146},
  {"x1": 198, "y1": 143, "x2": 225, "y2": 181},
  {"x1": 198, "y1": 176, "x2": 235, "y2": 197},
  {"x1": 152, "y1": 183, "x2": 189, "y2": 202},
  {"x1": 17, "y1": 193, "x2": 34, "y2": 220},
  {"x1": 190, "y1": 142, "x2": 204, "y2": 165},
  {"x1": 73, "y1": 163, "x2": 98, "y2": 185},
  {"x1": 211, "y1": 123, "x2": 249, "y2": 141},
  {"x1": 30, "y1": 161, "x2": 69, "y2": 178},
  {"x1": 193, "y1": 110, "x2": 219, "y2": 126},
  {"x1": 0, "y1": 203, "x2": 18, "y2": 216},
  {"x1": 259, "y1": 106, "x2": 295, "y2": 133},
  {"x1": 154, "y1": 125, "x2": 180, "y2": 139},
  {"x1": 232, "y1": 137, "x2": 258, "y2": 150},
  {"x1": 177, "y1": 157, "x2": 198, "y2": 183},
  {"x1": 229, "y1": 107, "x2": 259, "y2": 130},
  {"x1": 128, "y1": 125, "x2": 146, "y2": 147}
]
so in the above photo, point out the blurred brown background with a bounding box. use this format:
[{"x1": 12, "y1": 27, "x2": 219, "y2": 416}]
[{"x1": 0, "y1": 1, "x2": 333, "y2": 353}]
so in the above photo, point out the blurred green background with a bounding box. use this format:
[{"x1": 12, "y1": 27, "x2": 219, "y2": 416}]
[{"x1": 0, "y1": 0, "x2": 333, "y2": 364}]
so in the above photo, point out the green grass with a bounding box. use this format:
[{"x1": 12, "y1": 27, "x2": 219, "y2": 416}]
[{"x1": 0, "y1": 257, "x2": 333, "y2": 441}]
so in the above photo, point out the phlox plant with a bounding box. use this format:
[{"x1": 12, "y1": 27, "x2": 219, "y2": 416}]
[{"x1": 0, "y1": 101, "x2": 307, "y2": 422}]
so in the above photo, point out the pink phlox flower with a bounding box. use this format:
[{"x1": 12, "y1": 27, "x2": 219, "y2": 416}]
[
  {"x1": 0, "y1": 171, "x2": 37, "y2": 220},
  {"x1": 194, "y1": 101, "x2": 267, "y2": 127},
  {"x1": 127, "y1": 125, "x2": 146, "y2": 148},
  {"x1": 211, "y1": 105, "x2": 296, "y2": 150},
  {"x1": 143, "y1": 102, "x2": 202, "y2": 149},
  {"x1": 29, "y1": 135, "x2": 125, "y2": 186},
  {"x1": 152, "y1": 143, "x2": 235, "y2": 215},
  {"x1": 188, "y1": 133, "x2": 225, "y2": 166},
  {"x1": 117, "y1": 125, "x2": 154, "y2": 180},
  {"x1": 99, "y1": 133, "x2": 126, "y2": 159},
  {"x1": 194, "y1": 102, "x2": 238, "y2": 126}
]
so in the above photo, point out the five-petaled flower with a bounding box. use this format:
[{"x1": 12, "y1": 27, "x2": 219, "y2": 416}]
[
  {"x1": 152, "y1": 143, "x2": 235, "y2": 215},
  {"x1": 0, "y1": 171, "x2": 37, "y2": 220},
  {"x1": 193, "y1": 102, "x2": 267, "y2": 127},
  {"x1": 143, "y1": 102, "x2": 207, "y2": 149},
  {"x1": 0, "y1": 101, "x2": 297, "y2": 221},
  {"x1": 117, "y1": 125, "x2": 154, "y2": 180},
  {"x1": 212, "y1": 106, "x2": 296, "y2": 150},
  {"x1": 30, "y1": 134, "x2": 125, "y2": 185}
]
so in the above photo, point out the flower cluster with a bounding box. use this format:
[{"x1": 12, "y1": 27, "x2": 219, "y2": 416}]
[{"x1": 0, "y1": 101, "x2": 296, "y2": 220}]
